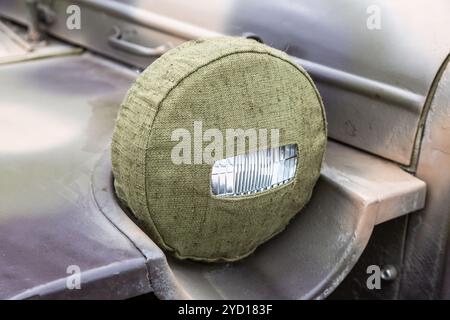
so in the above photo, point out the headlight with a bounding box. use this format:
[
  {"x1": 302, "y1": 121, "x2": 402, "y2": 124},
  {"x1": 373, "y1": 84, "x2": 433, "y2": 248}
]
[
  {"x1": 211, "y1": 144, "x2": 298, "y2": 196},
  {"x1": 111, "y1": 37, "x2": 326, "y2": 262}
]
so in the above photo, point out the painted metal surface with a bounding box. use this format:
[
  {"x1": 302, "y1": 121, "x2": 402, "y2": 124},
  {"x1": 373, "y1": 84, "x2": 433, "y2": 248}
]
[
  {"x1": 92, "y1": 142, "x2": 425, "y2": 299},
  {"x1": 0, "y1": 0, "x2": 443, "y2": 299},
  {"x1": 127, "y1": 0, "x2": 450, "y2": 166},
  {"x1": 329, "y1": 215, "x2": 409, "y2": 299},
  {"x1": 0, "y1": 47, "x2": 426, "y2": 300},
  {"x1": 0, "y1": 53, "x2": 153, "y2": 299},
  {"x1": 2, "y1": 0, "x2": 449, "y2": 165},
  {"x1": 0, "y1": 0, "x2": 190, "y2": 68},
  {"x1": 399, "y1": 56, "x2": 450, "y2": 299},
  {"x1": 0, "y1": 19, "x2": 81, "y2": 65},
  {"x1": 91, "y1": 153, "x2": 189, "y2": 300},
  {"x1": 330, "y1": 55, "x2": 450, "y2": 300}
]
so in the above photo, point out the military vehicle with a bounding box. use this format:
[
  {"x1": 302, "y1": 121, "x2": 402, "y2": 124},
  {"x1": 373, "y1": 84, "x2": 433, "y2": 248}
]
[{"x1": 0, "y1": 0, "x2": 449, "y2": 300}]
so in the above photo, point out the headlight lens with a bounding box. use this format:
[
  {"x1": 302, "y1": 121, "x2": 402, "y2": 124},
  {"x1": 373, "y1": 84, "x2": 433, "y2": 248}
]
[{"x1": 211, "y1": 144, "x2": 298, "y2": 196}]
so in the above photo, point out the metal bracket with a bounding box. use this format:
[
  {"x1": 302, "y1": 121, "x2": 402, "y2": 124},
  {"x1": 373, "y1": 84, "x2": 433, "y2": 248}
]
[{"x1": 25, "y1": 0, "x2": 55, "y2": 42}]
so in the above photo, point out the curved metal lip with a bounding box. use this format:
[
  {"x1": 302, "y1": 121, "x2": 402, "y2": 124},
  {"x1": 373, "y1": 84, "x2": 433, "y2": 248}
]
[
  {"x1": 9, "y1": 259, "x2": 147, "y2": 300},
  {"x1": 91, "y1": 149, "x2": 366, "y2": 300},
  {"x1": 91, "y1": 149, "x2": 190, "y2": 300},
  {"x1": 91, "y1": 145, "x2": 404, "y2": 299}
]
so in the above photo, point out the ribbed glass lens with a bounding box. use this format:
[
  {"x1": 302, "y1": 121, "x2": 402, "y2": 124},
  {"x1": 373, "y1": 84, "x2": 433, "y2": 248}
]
[{"x1": 211, "y1": 144, "x2": 298, "y2": 196}]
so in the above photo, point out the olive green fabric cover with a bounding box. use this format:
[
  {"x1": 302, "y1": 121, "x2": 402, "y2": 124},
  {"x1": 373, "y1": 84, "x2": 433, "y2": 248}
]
[{"x1": 111, "y1": 37, "x2": 326, "y2": 262}]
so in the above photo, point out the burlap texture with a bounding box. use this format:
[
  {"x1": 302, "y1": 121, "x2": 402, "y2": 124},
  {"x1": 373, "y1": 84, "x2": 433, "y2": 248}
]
[{"x1": 111, "y1": 37, "x2": 326, "y2": 262}]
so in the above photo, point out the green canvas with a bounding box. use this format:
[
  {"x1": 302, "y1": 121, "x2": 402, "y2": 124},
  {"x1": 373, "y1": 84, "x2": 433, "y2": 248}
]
[{"x1": 111, "y1": 37, "x2": 327, "y2": 262}]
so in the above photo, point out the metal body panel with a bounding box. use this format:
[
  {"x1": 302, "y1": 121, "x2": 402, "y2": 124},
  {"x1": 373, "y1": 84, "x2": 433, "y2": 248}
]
[
  {"x1": 399, "y1": 57, "x2": 450, "y2": 299},
  {"x1": 0, "y1": 1, "x2": 441, "y2": 298},
  {"x1": 91, "y1": 153, "x2": 189, "y2": 300},
  {"x1": 1, "y1": 0, "x2": 448, "y2": 165},
  {"x1": 0, "y1": 53, "x2": 152, "y2": 299},
  {"x1": 34, "y1": 0, "x2": 189, "y2": 68},
  {"x1": 0, "y1": 19, "x2": 81, "y2": 65},
  {"x1": 330, "y1": 55, "x2": 450, "y2": 300},
  {"x1": 92, "y1": 141, "x2": 425, "y2": 299},
  {"x1": 0, "y1": 0, "x2": 192, "y2": 67},
  {"x1": 0, "y1": 41, "x2": 427, "y2": 300},
  {"x1": 128, "y1": 0, "x2": 450, "y2": 165},
  {"x1": 329, "y1": 215, "x2": 409, "y2": 300}
]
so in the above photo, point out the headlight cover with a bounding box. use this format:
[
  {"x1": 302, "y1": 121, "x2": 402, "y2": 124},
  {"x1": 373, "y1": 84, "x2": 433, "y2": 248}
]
[{"x1": 111, "y1": 37, "x2": 326, "y2": 262}]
